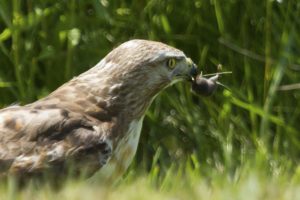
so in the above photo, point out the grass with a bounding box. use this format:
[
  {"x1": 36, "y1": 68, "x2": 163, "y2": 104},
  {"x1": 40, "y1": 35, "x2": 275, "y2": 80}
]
[
  {"x1": 0, "y1": 0, "x2": 300, "y2": 199},
  {"x1": 1, "y1": 159, "x2": 300, "y2": 200}
]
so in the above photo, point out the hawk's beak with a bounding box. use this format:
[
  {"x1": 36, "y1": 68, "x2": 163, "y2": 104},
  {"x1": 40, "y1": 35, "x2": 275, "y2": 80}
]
[
  {"x1": 187, "y1": 58, "x2": 198, "y2": 78},
  {"x1": 171, "y1": 58, "x2": 198, "y2": 81}
]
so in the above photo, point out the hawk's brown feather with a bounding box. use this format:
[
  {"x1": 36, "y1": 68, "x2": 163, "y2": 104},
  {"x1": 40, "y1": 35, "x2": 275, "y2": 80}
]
[{"x1": 0, "y1": 104, "x2": 112, "y2": 179}]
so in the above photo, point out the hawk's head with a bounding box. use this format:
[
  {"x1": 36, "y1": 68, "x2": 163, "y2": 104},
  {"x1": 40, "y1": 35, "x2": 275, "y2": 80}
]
[
  {"x1": 76, "y1": 39, "x2": 197, "y2": 119},
  {"x1": 102, "y1": 39, "x2": 197, "y2": 85}
]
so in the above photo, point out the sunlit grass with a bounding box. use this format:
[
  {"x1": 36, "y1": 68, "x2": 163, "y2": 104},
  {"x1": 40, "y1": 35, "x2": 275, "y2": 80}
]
[{"x1": 1, "y1": 160, "x2": 300, "y2": 200}]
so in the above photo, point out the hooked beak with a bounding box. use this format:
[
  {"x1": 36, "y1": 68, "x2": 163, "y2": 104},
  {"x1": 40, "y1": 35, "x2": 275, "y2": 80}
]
[{"x1": 171, "y1": 57, "x2": 198, "y2": 81}]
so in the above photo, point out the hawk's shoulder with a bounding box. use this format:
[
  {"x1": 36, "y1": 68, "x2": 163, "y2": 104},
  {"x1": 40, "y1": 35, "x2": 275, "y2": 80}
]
[{"x1": 0, "y1": 101, "x2": 113, "y2": 179}]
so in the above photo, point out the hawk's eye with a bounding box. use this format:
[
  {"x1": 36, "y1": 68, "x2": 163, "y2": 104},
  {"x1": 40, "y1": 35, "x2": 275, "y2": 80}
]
[{"x1": 166, "y1": 58, "x2": 176, "y2": 69}]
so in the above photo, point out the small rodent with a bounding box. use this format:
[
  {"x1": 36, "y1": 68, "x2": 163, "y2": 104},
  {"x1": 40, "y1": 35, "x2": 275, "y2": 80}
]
[{"x1": 191, "y1": 74, "x2": 219, "y2": 96}]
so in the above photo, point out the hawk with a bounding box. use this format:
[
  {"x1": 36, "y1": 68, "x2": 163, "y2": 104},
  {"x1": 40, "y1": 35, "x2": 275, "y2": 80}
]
[{"x1": 0, "y1": 39, "x2": 198, "y2": 182}]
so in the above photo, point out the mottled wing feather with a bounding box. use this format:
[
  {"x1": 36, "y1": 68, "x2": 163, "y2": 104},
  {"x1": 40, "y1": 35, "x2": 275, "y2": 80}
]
[{"x1": 0, "y1": 105, "x2": 112, "y2": 179}]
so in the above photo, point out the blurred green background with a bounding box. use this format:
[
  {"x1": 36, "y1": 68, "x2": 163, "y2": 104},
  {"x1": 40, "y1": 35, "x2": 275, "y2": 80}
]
[{"x1": 0, "y1": 0, "x2": 300, "y2": 196}]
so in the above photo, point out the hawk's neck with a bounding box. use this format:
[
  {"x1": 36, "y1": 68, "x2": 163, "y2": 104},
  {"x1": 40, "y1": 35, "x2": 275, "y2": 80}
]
[{"x1": 39, "y1": 69, "x2": 160, "y2": 126}]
